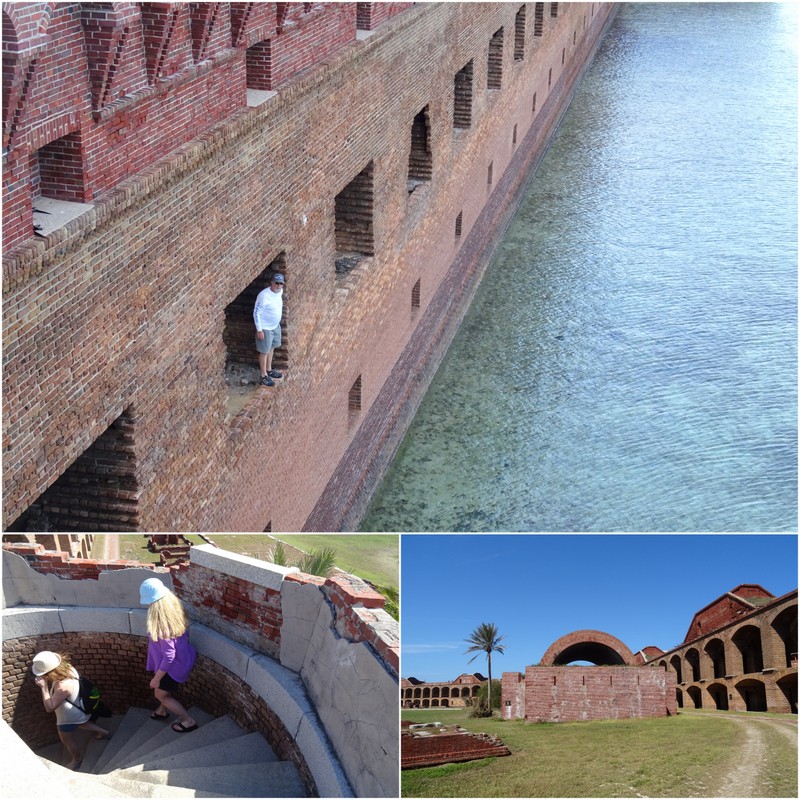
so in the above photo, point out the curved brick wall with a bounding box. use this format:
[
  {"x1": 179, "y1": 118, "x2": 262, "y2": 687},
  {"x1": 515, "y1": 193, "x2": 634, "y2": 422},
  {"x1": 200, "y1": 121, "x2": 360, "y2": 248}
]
[
  {"x1": 2, "y1": 629, "x2": 319, "y2": 794},
  {"x1": 540, "y1": 629, "x2": 637, "y2": 667}
]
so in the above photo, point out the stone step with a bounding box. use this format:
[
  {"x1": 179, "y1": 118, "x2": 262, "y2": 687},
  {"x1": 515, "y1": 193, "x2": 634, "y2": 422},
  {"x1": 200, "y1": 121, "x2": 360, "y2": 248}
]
[
  {"x1": 114, "y1": 762, "x2": 306, "y2": 798},
  {"x1": 112, "y1": 713, "x2": 246, "y2": 772},
  {"x1": 93, "y1": 707, "x2": 152, "y2": 774},
  {"x1": 107, "y1": 707, "x2": 214, "y2": 772},
  {"x1": 80, "y1": 713, "x2": 126, "y2": 773},
  {"x1": 134, "y1": 730, "x2": 278, "y2": 772},
  {"x1": 38, "y1": 757, "x2": 129, "y2": 797},
  {"x1": 97, "y1": 772, "x2": 215, "y2": 798}
]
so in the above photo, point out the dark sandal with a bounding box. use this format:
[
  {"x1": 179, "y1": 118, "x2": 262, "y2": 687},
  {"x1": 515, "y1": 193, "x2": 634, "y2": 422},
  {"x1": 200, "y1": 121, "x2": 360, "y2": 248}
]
[
  {"x1": 150, "y1": 711, "x2": 169, "y2": 721},
  {"x1": 172, "y1": 721, "x2": 198, "y2": 733}
]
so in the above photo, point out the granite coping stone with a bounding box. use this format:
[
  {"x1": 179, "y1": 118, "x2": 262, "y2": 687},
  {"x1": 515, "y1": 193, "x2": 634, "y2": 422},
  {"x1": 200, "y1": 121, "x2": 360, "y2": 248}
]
[{"x1": 189, "y1": 544, "x2": 299, "y2": 591}]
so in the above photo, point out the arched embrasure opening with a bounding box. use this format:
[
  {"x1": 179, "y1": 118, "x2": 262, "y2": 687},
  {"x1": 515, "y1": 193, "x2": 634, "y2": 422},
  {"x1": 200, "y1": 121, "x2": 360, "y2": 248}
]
[
  {"x1": 676, "y1": 688, "x2": 683, "y2": 708},
  {"x1": 735, "y1": 678, "x2": 767, "y2": 712},
  {"x1": 732, "y1": 625, "x2": 764, "y2": 674},
  {"x1": 686, "y1": 648, "x2": 701, "y2": 682},
  {"x1": 776, "y1": 674, "x2": 797, "y2": 714},
  {"x1": 705, "y1": 638, "x2": 727, "y2": 679},
  {"x1": 707, "y1": 682, "x2": 729, "y2": 711},
  {"x1": 771, "y1": 606, "x2": 798, "y2": 668},
  {"x1": 687, "y1": 685, "x2": 703, "y2": 709},
  {"x1": 670, "y1": 654, "x2": 683, "y2": 684}
]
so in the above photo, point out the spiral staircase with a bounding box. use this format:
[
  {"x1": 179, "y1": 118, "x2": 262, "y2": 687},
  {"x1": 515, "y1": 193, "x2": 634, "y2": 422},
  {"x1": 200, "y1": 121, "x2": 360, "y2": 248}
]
[{"x1": 35, "y1": 706, "x2": 307, "y2": 797}]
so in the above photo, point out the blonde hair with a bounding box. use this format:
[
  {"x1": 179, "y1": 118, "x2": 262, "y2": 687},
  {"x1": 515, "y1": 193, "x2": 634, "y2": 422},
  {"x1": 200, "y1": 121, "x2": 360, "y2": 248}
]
[
  {"x1": 44, "y1": 651, "x2": 77, "y2": 683},
  {"x1": 146, "y1": 591, "x2": 189, "y2": 641}
]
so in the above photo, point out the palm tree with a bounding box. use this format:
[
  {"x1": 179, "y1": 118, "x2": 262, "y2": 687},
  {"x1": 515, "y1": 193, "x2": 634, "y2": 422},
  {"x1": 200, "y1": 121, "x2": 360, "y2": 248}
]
[{"x1": 464, "y1": 622, "x2": 506, "y2": 713}]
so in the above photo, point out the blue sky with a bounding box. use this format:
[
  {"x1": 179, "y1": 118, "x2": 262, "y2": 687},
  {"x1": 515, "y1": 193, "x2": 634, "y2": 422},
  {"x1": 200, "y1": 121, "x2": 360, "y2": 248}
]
[{"x1": 400, "y1": 534, "x2": 798, "y2": 682}]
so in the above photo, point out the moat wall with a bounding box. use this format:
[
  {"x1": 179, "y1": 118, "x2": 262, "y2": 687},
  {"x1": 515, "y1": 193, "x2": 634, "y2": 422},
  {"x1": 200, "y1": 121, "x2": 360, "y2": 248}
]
[{"x1": 3, "y1": 3, "x2": 615, "y2": 531}]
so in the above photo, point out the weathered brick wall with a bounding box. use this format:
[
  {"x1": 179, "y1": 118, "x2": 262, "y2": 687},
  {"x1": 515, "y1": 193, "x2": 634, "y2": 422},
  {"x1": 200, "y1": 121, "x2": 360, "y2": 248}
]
[
  {"x1": 521, "y1": 666, "x2": 676, "y2": 723},
  {"x1": 401, "y1": 730, "x2": 511, "y2": 769},
  {"x1": 648, "y1": 591, "x2": 797, "y2": 714},
  {"x1": 1, "y1": 631, "x2": 316, "y2": 796},
  {"x1": 684, "y1": 584, "x2": 776, "y2": 642},
  {"x1": 501, "y1": 671, "x2": 525, "y2": 719},
  {"x1": 3, "y1": 3, "x2": 614, "y2": 531}
]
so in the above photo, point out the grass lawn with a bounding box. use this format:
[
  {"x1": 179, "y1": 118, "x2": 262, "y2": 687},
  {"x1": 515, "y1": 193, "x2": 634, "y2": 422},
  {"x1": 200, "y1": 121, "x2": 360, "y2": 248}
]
[{"x1": 401, "y1": 708, "x2": 796, "y2": 798}]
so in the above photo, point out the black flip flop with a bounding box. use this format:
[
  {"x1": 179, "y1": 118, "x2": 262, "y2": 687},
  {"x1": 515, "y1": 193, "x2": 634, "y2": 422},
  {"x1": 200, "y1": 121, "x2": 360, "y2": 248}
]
[
  {"x1": 172, "y1": 721, "x2": 198, "y2": 733},
  {"x1": 150, "y1": 711, "x2": 169, "y2": 721}
]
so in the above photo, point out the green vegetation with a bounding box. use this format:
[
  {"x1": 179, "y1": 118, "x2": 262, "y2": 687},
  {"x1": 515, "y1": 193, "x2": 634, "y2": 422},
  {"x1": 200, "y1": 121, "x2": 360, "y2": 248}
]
[
  {"x1": 475, "y1": 679, "x2": 502, "y2": 711},
  {"x1": 464, "y1": 622, "x2": 505, "y2": 715},
  {"x1": 401, "y1": 709, "x2": 798, "y2": 797}
]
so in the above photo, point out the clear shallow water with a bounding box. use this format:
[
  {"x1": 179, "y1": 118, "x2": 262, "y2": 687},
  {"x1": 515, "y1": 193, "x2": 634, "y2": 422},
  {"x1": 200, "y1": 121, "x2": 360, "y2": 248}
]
[{"x1": 362, "y1": 3, "x2": 798, "y2": 532}]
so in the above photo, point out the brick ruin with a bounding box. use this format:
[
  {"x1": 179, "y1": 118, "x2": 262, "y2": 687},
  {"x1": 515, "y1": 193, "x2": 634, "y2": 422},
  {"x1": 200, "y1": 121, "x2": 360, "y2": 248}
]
[
  {"x1": 2, "y1": 2, "x2": 616, "y2": 531},
  {"x1": 502, "y1": 629, "x2": 677, "y2": 723},
  {"x1": 401, "y1": 723, "x2": 511, "y2": 770}
]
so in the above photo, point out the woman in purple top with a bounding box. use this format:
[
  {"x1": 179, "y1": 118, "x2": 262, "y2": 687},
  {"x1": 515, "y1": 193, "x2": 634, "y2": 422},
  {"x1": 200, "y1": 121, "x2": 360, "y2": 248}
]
[{"x1": 140, "y1": 577, "x2": 198, "y2": 733}]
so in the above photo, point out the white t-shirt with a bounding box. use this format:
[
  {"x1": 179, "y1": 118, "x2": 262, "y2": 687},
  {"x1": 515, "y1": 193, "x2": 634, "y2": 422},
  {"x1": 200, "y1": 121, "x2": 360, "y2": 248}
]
[{"x1": 253, "y1": 287, "x2": 283, "y2": 332}]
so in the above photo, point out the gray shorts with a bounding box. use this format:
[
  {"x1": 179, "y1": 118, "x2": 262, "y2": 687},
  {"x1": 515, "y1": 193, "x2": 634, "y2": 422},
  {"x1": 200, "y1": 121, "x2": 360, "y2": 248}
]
[{"x1": 256, "y1": 326, "x2": 281, "y2": 353}]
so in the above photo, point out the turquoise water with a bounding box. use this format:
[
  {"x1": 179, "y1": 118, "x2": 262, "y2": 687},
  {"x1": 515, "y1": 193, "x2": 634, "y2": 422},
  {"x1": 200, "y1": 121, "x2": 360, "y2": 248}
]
[{"x1": 362, "y1": 3, "x2": 798, "y2": 532}]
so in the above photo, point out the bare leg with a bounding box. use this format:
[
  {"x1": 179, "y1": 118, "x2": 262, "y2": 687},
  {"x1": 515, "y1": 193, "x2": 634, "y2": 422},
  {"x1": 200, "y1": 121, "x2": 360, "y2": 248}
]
[
  {"x1": 154, "y1": 688, "x2": 195, "y2": 728},
  {"x1": 78, "y1": 719, "x2": 111, "y2": 739},
  {"x1": 258, "y1": 351, "x2": 268, "y2": 378},
  {"x1": 58, "y1": 729, "x2": 83, "y2": 768},
  {"x1": 265, "y1": 348, "x2": 274, "y2": 373}
]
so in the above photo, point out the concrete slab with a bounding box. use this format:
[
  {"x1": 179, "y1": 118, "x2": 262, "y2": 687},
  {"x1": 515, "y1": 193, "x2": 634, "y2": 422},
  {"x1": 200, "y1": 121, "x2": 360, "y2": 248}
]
[
  {"x1": 32, "y1": 196, "x2": 94, "y2": 237},
  {"x1": 93, "y1": 707, "x2": 152, "y2": 773},
  {"x1": 294, "y1": 713, "x2": 353, "y2": 798},
  {"x1": 137, "y1": 731, "x2": 277, "y2": 772},
  {"x1": 280, "y1": 579, "x2": 325, "y2": 672},
  {"x1": 189, "y1": 544, "x2": 298, "y2": 591},
  {"x1": 246, "y1": 652, "x2": 314, "y2": 736}
]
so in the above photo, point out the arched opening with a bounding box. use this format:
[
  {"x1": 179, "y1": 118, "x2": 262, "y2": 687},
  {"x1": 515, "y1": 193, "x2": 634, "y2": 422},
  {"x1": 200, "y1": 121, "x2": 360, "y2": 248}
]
[
  {"x1": 460, "y1": 687, "x2": 470, "y2": 698},
  {"x1": 412, "y1": 687, "x2": 421, "y2": 699},
  {"x1": 676, "y1": 688, "x2": 683, "y2": 708},
  {"x1": 686, "y1": 648, "x2": 701, "y2": 682},
  {"x1": 687, "y1": 685, "x2": 702, "y2": 709},
  {"x1": 776, "y1": 674, "x2": 797, "y2": 714},
  {"x1": 431, "y1": 699, "x2": 439, "y2": 707},
  {"x1": 471, "y1": 686, "x2": 479, "y2": 697},
  {"x1": 771, "y1": 606, "x2": 798, "y2": 668},
  {"x1": 670, "y1": 655, "x2": 683, "y2": 684},
  {"x1": 422, "y1": 687, "x2": 430, "y2": 698},
  {"x1": 732, "y1": 625, "x2": 764, "y2": 674},
  {"x1": 658, "y1": 660, "x2": 667, "y2": 670},
  {"x1": 707, "y1": 682, "x2": 729, "y2": 711},
  {"x1": 441, "y1": 687, "x2": 450, "y2": 698},
  {"x1": 422, "y1": 699, "x2": 429, "y2": 708},
  {"x1": 432, "y1": 687, "x2": 440, "y2": 698},
  {"x1": 440, "y1": 698, "x2": 449, "y2": 708},
  {"x1": 705, "y1": 638, "x2": 727, "y2": 679},
  {"x1": 735, "y1": 678, "x2": 767, "y2": 712}
]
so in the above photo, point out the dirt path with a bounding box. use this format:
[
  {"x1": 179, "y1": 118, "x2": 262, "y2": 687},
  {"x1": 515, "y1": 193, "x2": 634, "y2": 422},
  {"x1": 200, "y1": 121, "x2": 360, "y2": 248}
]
[{"x1": 705, "y1": 714, "x2": 797, "y2": 798}]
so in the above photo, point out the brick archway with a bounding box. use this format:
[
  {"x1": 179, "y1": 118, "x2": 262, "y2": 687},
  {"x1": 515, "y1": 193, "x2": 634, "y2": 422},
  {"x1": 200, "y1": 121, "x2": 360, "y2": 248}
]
[{"x1": 540, "y1": 629, "x2": 637, "y2": 666}]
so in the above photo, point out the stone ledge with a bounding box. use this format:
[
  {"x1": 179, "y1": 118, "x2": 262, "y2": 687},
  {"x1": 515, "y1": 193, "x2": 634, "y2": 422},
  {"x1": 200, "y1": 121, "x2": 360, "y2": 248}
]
[{"x1": 188, "y1": 544, "x2": 299, "y2": 590}]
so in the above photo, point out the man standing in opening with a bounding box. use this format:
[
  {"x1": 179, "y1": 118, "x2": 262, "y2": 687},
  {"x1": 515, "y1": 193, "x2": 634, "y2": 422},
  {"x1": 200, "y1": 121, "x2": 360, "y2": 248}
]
[{"x1": 254, "y1": 272, "x2": 284, "y2": 387}]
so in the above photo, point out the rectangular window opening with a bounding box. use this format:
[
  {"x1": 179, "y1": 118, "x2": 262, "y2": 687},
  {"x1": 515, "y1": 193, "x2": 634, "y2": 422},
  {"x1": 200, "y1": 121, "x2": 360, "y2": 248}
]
[
  {"x1": 408, "y1": 105, "x2": 432, "y2": 193},
  {"x1": 487, "y1": 161, "x2": 493, "y2": 187},
  {"x1": 548, "y1": 67, "x2": 552, "y2": 89},
  {"x1": 455, "y1": 210, "x2": 463, "y2": 238},
  {"x1": 31, "y1": 131, "x2": 92, "y2": 237},
  {"x1": 5, "y1": 408, "x2": 141, "y2": 532},
  {"x1": 514, "y1": 6, "x2": 526, "y2": 61},
  {"x1": 453, "y1": 60, "x2": 473, "y2": 129},
  {"x1": 534, "y1": 2, "x2": 544, "y2": 36},
  {"x1": 487, "y1": 28, "x2": 504, "y2": 90},
  {"x1": 223, "y1": 253, "x2": 288, "y2": 398},
  {"x1": 335, "y1": 161, "x2": 375, "y2": 277},
  {"x1": 532, "y1": 92, "x2": 537, "y2": 114},
  {"x1": 551, "y1": 2, "x2": 559, "y2": 17},
  {"x1": 512, "y1": 123, "x2": 518, "y2": 145}
]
